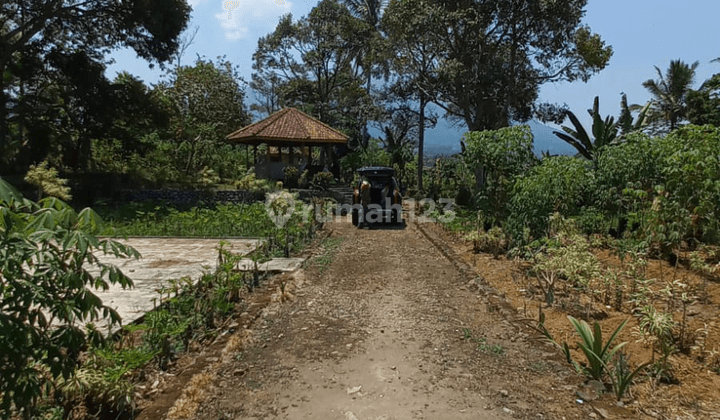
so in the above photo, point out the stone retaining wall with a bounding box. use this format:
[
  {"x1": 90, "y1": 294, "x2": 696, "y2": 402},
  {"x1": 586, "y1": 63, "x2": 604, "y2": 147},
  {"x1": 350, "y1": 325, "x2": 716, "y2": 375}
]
[
  {"x1": 125, "y1": 189, "x2": 261, "y2": 205},
  {"x1": 124, "y1": 188, "x2": 346, "y2": 205}
]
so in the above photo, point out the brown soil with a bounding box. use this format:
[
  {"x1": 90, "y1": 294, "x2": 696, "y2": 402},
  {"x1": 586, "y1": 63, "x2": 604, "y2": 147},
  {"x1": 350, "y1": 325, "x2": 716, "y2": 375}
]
[
  {"x1": 434, "y1": 224, "x2": 720, "y2": 420},
  {"x1": 134, "y1": 218, "x2": 720, "y2": 420},
  {"x1": 135, "y1": 219, "x2": 641, "y2": 420}
]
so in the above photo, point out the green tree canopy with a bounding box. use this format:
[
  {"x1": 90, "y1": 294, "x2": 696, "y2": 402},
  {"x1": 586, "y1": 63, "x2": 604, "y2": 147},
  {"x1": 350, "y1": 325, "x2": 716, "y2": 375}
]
[
  {"x1": 387, "y1": 0, "x2": 612, "y2": 131},
  {"x1": 0, "y1": 0, "x2": 191, "y2": 172},
  {"x1": 687, "y1": 73, "x2": 720, "y2": 126},
  {"x1": 251, "y1": 0, "x2": 375, "y2": 146},
  {"x1": 382, "y1": 0, "x2": 444, "y2": 190}
]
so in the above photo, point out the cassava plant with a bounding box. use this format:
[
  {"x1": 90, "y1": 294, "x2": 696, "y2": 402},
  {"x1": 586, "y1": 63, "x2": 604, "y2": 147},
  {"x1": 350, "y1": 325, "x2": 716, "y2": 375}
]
[{"x1": 0, "y1": 178, "x2": 139, "y2": 418}]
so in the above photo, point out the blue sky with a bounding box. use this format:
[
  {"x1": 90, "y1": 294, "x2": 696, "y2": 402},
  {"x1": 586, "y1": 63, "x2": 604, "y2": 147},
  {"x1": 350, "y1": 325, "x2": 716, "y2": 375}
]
[{"x1": 106, "y1": 0, "x2": 720, "y2": 152}]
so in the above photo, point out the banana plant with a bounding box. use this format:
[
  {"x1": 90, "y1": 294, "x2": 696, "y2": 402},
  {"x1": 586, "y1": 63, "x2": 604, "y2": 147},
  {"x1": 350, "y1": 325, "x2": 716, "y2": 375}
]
[{"x1": 554, "y1": 96, "x2": 618, "y2": 161}]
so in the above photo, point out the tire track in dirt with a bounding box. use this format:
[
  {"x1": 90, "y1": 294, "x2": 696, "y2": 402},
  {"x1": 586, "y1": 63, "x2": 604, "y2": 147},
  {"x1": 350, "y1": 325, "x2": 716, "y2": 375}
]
[{"x1": 169, "y1": 220, "x2": 596, "y2": 419}]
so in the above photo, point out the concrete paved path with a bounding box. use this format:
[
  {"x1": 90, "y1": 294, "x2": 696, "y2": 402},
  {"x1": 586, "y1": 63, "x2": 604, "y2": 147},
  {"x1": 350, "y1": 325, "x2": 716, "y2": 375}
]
[
  {"x1": 236, "y1": 257, "x2": 306, "y2": 273},
  {"x1": 91, "y1": 238, "x2": 262, "y2": 332}
]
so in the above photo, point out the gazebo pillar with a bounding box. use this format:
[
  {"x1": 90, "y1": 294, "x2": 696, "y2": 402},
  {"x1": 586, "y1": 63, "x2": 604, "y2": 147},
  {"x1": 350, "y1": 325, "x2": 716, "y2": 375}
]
[{"x1": 266, "y1": 145, "x2": 271, "y2": 178}]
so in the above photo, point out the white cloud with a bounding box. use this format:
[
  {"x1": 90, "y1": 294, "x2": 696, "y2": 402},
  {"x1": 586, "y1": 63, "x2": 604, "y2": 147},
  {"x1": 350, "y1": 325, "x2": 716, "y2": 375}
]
[
  {"x1": 188, "y1": 0, "x2": 210, "y2": 8},
  {"x1": 215, "y1": 0, "x2": 293, "y2": 40}
]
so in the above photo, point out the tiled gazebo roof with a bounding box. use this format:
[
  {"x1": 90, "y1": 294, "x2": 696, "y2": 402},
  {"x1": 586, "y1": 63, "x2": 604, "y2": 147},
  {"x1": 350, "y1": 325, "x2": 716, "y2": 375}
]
[{"x1": 226, "y1": 107, "x2": 348, "y2": 146}]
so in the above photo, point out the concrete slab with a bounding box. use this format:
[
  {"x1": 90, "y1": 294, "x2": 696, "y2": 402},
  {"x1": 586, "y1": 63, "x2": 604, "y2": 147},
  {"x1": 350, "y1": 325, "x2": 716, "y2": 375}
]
[
  {"x1": 236, "y1": 257, "x2": 306, "y2": 273},
  {"x1": 88, "y1": 238, "x2": 262, "y2": 332}
]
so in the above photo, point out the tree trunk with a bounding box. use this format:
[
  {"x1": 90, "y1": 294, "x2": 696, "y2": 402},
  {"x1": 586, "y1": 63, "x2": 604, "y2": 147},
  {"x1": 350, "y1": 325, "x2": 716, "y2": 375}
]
[
  {"x1": 417, "y1": 92, "x2": 426, "y2": 191},
  {"x1": 362, "y1": 73, "x2": 371, "y2": 149},
  {"x1": 0, "y1": 85, "x2": 7, "y2": 173}
]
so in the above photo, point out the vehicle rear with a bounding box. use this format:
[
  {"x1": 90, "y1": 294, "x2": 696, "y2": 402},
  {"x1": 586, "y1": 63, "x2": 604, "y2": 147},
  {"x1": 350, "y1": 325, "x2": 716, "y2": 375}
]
[{"x1": 351, "y1": 167, "x2": 403, "y2": 226}]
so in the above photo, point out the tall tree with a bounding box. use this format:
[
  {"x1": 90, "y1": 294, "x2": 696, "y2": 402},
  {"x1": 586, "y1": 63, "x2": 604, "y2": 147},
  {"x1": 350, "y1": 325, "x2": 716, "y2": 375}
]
[
  {"x1": 341, "y1": 0, "x2": 387, "y2": 148},
  {"x1": 249, "y1": 71, "x2": 283, "y2": 118},
  {"x1": 377, "y1": 103, "x2": 436, "y2": 184},
  {"x1": 252, "y1": 0, "x2": 375, "y2": 145},
  {"x1": 382, "y1": 0, "x2": 442, "y2": 190},
  {"x1": 0, "y1": 0, "x2": 191, "y2": 172},
  {"x1": 687, "y1": 73, "x2": 720, "y2": 126},
  {"x1": 642, "y1": 59, "x2": 699, "y2": 131},
  {"x1": 155, "y1": 56, "x2": 251, "y2": 176},
  {"x1": 387, "y1": 0, "x2": 611, "y2": 132},
  {"x1": 618, "y1": 93, "x2": 652, "y2": 136}
]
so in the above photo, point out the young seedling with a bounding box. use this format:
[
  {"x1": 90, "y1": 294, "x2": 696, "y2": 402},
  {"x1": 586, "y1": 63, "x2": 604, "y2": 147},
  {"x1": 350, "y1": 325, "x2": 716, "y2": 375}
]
[
  {"x1": 567, "y1": 316, "x2": 629, "y2": 381},
  {"x1": 604, "y1": 351, "x2": 650, "y2": 401}
]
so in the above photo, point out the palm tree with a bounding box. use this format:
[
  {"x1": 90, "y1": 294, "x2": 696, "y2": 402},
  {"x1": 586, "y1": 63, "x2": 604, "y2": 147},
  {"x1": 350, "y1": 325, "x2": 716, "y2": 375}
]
[
  {"x1": 642, "y1": 59, "x2": 699, "y2": 131},
  {"x1": 341, "y1": 0, "x2": 387, "y2": 148}
]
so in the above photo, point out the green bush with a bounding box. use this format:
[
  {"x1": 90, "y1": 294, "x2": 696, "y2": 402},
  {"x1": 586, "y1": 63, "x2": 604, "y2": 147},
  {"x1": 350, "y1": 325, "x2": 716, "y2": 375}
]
[
  {"x1": 0, "y1": 178, "x2": 139, "y2": 417},
  {"x1": 464, "y1": 226, "x2": 508, "y2": 258},
  {"x1": 426, "y1": 155, "x2": 473, "y2": 203},
  {"x1": 24, "y1": 160, "x2": 72, "y2": 201},
  {"x1": 339, "y1": 138, "x2": 391, "y2": 181},
  {"x1": 283, "y1": 166, "x2": 299, "y2": 187},
  {"x1": 594, "y1": 132, "x2": 663, "y2": 226},
  {"x1": 235, "y1": 169, "x2": 272, "y2": 195},
  {"x1": 463, "y1": 125, "x2": 538, "y2": 223},
  {"x1": 312, "y1": 172, "x2": 334, "y2": 190},
  {"x1": 659, "y1": 125, "x2": 720, "y2": 243},
  {"x1": 507, "y1": 156, "x2": 592, "y2": 243}
]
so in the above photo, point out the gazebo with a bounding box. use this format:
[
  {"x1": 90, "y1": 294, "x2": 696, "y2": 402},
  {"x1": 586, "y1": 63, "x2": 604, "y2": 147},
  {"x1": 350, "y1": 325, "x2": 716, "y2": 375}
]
[{"x1": 226, "y1": 107, "x2": 348, "y2": 180}]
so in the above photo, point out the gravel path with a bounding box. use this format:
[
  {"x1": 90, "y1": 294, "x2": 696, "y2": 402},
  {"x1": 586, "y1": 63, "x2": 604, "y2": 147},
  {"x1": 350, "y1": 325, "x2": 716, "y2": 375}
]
[{"x1": 168, "y1": 220, "x2": 588, "y2": 420}]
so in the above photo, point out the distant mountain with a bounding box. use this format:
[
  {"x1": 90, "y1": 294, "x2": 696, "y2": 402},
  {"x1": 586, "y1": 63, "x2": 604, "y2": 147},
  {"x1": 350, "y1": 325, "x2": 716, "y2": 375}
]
[
  {"x1": 423, "y1": 120, "x2": 578, "y2": 158},
  {"x1": 526, "y1": 120, "x2": 579, "y2": 157}
]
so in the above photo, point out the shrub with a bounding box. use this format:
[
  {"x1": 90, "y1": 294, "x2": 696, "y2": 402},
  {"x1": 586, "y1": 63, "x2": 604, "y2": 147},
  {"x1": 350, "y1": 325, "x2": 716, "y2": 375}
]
[
  {"x1": 24, "y1": 160, "x2": 72, "y2": 201},
  {"x1": 312, "y1": 172, "x2": 334, "y2": 190},
  {"x1": 464, "y1": 226, "x2": 508, "y2": 258},
  {"x1": 0, "y1": 178, "x2": 139, "y2": 417},
  {"x1": 531, "y1": 230, "x2": 600, "y2": 304},
  {"x1": 298, "y1": 169, "x2": 310, "y2": 189},
  {"x1": 594, "y1": 132, "x2": 661, "y2": 218},
  {"x1": 235, "y1": 169, "x2": 272, "y2": 194},
  {"x1": 283, "y1": 166, "x2": 299, "y2": 187},
  {"x1": 507, "y1": 156, "x2": 592, "y2": 243},
  {"x1": 462, "y1": 125, "x2": 537, "y2": 223},
  {"x1": 659, "y1": 125, "x2": 720, "y2": 243},
  {"x1": 198, "y1": 166, "x2": 220, "y2": 189}
]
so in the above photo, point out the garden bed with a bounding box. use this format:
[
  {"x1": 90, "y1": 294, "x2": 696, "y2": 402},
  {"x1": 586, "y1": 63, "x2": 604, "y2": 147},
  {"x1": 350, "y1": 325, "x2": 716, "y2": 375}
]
[{"x1": 432, "y1": 222, "x2": 720, "y2": 418}]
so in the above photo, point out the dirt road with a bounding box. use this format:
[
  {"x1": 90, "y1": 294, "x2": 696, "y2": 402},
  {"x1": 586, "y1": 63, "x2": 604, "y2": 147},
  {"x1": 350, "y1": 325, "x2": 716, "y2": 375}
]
[{"x1": 163, "y1": 220, "x2": 596, "y2": 420}]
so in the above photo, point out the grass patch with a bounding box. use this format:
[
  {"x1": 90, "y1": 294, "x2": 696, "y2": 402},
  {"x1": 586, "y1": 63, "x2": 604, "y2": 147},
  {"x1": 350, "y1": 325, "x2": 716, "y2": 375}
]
[
  {"x1": 462, "y1": 328, "x2": 505, "y2": 356},
  {"x1": 309, "y1": 237, "x2": 344, "y2": 274},
  {"x1": 97, "y1": 201, "x2": 281, "y2": 237},
  {"x1": 438, "y1": 207, "x2": 478, "y2": 233},
  {"x1": 97, "y1": 199, "x2": 320, "y2": 258}
]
